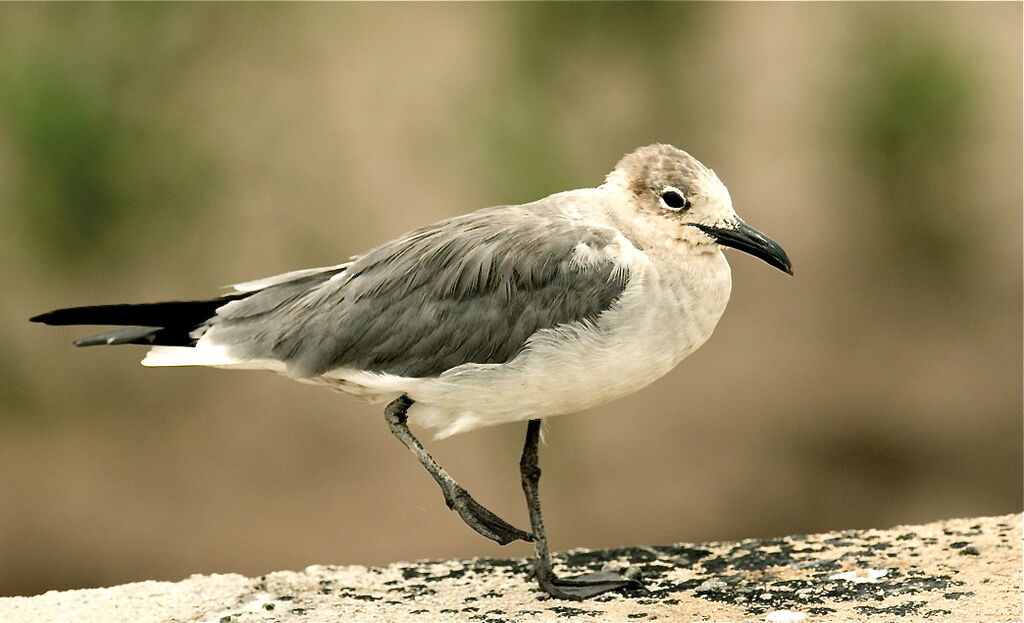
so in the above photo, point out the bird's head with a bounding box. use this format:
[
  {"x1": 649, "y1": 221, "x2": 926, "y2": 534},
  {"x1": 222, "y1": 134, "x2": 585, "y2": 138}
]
[{"x1": 606, "y1": 143, "x2": 792, "y2": 275}]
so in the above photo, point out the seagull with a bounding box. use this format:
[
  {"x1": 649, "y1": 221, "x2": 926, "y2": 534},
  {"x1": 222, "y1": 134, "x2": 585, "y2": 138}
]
[{"x1": 31, "y1": 143, "x2": 792, "y2": 600}]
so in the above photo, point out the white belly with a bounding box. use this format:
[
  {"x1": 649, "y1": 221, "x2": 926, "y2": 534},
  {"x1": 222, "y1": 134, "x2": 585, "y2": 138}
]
[{"x1": 322, "y1": 249, "x2": 732, "y2": 439}]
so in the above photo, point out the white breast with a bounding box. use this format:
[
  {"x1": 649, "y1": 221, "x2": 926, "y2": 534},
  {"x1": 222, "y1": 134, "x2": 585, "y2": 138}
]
[{"x1": 325, "y1": 238, "x2": 733, "y2": 439}]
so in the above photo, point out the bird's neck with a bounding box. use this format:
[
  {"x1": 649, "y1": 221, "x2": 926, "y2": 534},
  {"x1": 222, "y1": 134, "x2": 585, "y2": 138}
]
[{"x1": 595, "y1": 179, "x2": 733, "y2": 353}]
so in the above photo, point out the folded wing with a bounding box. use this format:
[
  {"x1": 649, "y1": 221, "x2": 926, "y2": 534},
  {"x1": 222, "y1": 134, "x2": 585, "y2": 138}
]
[{"x1": 205, "y1": 205, "x2": 631, "y2": 379}]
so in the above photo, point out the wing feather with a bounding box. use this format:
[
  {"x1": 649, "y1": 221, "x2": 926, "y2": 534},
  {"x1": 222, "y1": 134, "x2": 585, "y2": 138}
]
[{"x1": 205, "y1": 204, "x2": 630, "y2": 378}]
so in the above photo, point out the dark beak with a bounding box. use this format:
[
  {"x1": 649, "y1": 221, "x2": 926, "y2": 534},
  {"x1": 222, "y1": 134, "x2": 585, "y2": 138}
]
[{"x1": 691, "y1": 220, "x2": 793, "y2": 275}]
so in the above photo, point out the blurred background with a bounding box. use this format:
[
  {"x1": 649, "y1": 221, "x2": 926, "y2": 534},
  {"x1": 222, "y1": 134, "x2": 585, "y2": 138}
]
[{"x1": 0, "y1": 3, "x2": 1020, "y2": 598}]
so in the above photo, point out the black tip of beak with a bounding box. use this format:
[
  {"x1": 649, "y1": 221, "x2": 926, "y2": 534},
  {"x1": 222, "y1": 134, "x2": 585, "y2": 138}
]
[{"x1": 692, "y1": 221, "x2": 793, "y2": 275}]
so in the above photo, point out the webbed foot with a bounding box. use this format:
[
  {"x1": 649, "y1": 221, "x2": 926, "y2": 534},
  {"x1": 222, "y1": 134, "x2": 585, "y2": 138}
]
[{"x1": 536, "y1": 570, "x2": 642, "y2": 600}]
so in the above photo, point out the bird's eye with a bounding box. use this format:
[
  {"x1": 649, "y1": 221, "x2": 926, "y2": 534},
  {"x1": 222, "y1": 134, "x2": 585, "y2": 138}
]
[{"x1": 659, "y1": 186, "x2": 689, "y2": 211}]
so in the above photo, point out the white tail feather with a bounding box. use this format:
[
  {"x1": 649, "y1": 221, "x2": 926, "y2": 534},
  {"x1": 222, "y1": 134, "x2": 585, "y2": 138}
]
[{"x1": 141, "y1": 345, "x2": 286, "y2": 372}]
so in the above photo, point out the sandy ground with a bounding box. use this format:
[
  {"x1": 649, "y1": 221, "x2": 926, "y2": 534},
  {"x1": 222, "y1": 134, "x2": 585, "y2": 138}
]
[{"x1": 0, "y1": 514, "x2": 1019, "y2": 623}]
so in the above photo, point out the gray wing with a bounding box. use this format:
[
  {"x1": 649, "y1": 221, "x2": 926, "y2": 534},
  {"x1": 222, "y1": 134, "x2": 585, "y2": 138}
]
[{"x1": 208, "y1": 205, "x2": 629, "y2": 378}]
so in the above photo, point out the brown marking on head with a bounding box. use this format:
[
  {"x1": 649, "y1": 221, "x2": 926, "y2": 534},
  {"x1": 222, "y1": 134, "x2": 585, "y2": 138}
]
[{"x1": 613, "y1": 144, "x2": 712, "y2": 199}]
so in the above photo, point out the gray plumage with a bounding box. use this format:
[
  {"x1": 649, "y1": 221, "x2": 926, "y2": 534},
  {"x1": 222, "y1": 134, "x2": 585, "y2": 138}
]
[{"x1": 207, "y1": 203, "x2": 629, "y2": 379}]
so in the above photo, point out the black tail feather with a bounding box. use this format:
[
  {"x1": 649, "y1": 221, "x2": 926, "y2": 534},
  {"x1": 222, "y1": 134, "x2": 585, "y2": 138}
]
[
  {"x1": 30, "y1": 295, "x2": 249, "y2": 347},
  {"x1": 30, "y1": 297, "x2": 246, "y2": 327}
]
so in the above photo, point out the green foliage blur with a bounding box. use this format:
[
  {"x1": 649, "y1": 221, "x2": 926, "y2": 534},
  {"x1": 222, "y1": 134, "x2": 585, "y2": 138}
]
[
  {"x1": 1, "y1": 6, "x2": 215, "y2": 275},
  {"x1": 847, "y1": 23, "x2": 978, "y2": 287},
  {"x1": 465, "y1": 3, "x2": 704, "y2": 202}
]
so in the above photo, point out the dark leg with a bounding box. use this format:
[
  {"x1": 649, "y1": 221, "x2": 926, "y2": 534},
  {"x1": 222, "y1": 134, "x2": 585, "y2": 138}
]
[
  {"x1": 385, "y1": 395, "x2": 532, "y2": 545},
  {"x1": 520, "y1": 419, "x2": 640, "y2": 600}
]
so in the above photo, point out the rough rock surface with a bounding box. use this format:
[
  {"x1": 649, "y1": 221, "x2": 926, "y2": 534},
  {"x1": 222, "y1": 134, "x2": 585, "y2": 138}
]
[{"x1": 1, "y1": 514, "x2": 1020, "y2": 623}]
